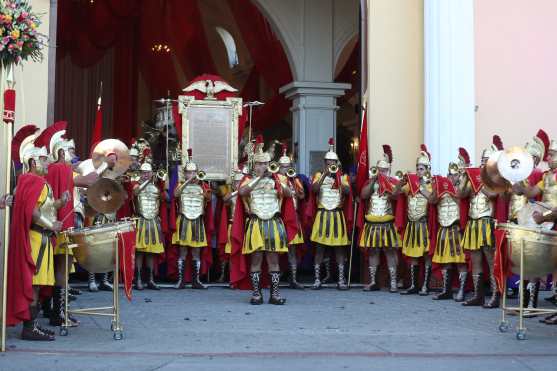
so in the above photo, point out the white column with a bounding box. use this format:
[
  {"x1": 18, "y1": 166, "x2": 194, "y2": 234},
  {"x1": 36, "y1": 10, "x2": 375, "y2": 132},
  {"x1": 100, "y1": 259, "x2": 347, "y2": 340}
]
[
  {"x1": 424, "y1": 0, "x2": 475, "y2": 174},
  {"x1": 280, "y1": 82, "x2": 351, "y2": 176}
]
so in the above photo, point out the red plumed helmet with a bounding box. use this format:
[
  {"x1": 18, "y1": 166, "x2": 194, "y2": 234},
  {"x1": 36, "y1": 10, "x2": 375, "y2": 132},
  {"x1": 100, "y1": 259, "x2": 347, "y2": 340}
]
[
  {"x1": 458, "y1": 147, "x2": 470, "y2": 165},
  {"x1": 420, "y1": 144, "x2": 431, "y2": 159},
  {"x1": 492, "y1": 135, "x2": 503, "y2": 151},
  {"x1": 536, "y1": 129, "x2": 550, "y2": 161},
  {"x1": 12, "y1": 124, "x2": 39, "y2": 164},
  {"x1": 33, "y1": 121, "x2": 67, "y2": 152},
  {"x1": 382, "y1": 144, "x2": 393, "y2": 164}
]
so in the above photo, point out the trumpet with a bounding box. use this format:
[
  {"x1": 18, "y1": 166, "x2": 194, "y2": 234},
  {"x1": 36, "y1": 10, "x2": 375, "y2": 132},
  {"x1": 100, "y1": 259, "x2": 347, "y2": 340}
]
[
  {"x1": 286, "y1": 167, "x2": 297, "y2": 178},
  {"x1": 395, "y1": 170, "x2": 407, "y2": 180},
  {"x1": 156, "y1": 168, "x2": 167, "y2": 181},
  {"x1": 268, "y1": 161, "x2": 280, "y2": 174},
  {"x1": 196, "y1": 170, "x2": 206, "y2": 181},
  {"x1": 121, "y1": 170, "x2": 141, "y2": 182},
  {"x1": 328, "y1": 164, "x2": 339, "y2": 174},
  {"x1": 369, "y1": 166, "x2": 379, "y2": 177}
]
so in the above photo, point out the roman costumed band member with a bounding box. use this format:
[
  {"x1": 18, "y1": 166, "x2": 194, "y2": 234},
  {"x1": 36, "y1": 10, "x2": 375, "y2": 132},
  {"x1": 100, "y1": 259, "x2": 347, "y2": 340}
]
[
  {"x1": 172, "y1": 149, "x2": 211, "y2": 290},
  {"x1": 394, "y1": 145, "x2": 436, "y2": 296},
  {"x1": 514, "y1": 139, "x2": 557, "y2": 324},
  {"x1": 359, "y1": 145, "x2": 401, "y2": 293},
  {"x1": 278, "y1": 142, "x2": 306, "y2": 290},
  {"x1": 34, "y1": 122, "x2": 85, "y2": 327},
  {"x1": 231, "y1": 137, "x2": 296, "y2": 304},
  {"x1": 308, "y1": 138, "x2": 353, "y2": 290},
  {"x1": 430, "y1": 152, "x2": 469, "y2": 302},
  {"x1": 6, "y1": 126, "x2": 68, "y2": 340},
  {"x1": 133, "y1": 161, "x2": 166, "y2": 290},
  {"x1": 460, "y1": 135, "x2": 502, "y2": 308},
  {"x1": 506, "y1": 130, "x2": 548, "y2": 312}
]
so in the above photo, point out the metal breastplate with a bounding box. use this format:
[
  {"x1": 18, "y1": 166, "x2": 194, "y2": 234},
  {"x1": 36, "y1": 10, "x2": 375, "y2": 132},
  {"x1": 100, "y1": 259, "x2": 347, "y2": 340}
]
[
  {"x1": 509, "y1": 194, "x2": 527, "y2": 221},
  {"x1": 36, "y1": 185, "x2": 57, "y2": 229},
  {"x1": 367, "y1": 184, "x2": 392, "y2": 217},
  {"x1": 180, "y1": 184, "x2": 204, "y2": 220},
  {"x1": 469, "y1": 191, "x2": 493, "y2": 219},
  {"x1": 74, "y1": 186, "x2": 85, "y2": 218},
  {"x1": 407, "y1": 192, "x2": 428, "y2": 221},
  {"x1": 319, "y1": 176, "x2": 342, "y2": 210},
  {"x1": 542, "y1": 172, "x2": 557, "y2": 208},
  {"x1": 437, "y1": 194, "x2": 459, "y2": 227},
  {"x1": 249, "y1": 177, "x2": 280, "y2": 220},
  {"x1": 137, "y1": 182, "x2": 160, "y2": 220}
]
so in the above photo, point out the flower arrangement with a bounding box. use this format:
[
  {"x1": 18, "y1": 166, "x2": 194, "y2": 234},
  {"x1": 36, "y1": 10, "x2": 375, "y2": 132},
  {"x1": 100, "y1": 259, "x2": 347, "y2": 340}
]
[{"x1": 0, "y1": 0, "x2": 47, "y2": 66}]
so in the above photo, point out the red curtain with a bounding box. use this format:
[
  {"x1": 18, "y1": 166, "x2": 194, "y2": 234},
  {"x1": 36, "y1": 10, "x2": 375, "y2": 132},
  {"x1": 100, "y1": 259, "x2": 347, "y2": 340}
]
[
  {"x1": 56, "y1": 0, "x2": 294, "y2": 148},
  {"x1": 227, "y1": 0, "x2": 293, "y2": 131}
]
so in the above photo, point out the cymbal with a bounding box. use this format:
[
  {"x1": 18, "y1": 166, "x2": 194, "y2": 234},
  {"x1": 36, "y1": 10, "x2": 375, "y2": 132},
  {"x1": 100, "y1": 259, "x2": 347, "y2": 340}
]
[
  {"x1": 92, "y1": 139, "x2": 131, "y2": 179},
  {"x1": 497, "y1": 146, "x2": 534, "y2": 183},
  {"x1": 86, "y1": 178, "x2": 126, "y2": 214}
]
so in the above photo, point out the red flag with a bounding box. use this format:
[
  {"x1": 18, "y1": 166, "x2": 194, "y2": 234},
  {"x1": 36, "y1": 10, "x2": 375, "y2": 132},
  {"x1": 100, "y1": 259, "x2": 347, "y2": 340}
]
[
  {"x1": 3, "y1": 88, "x2": 15, "y2": 124},
  {"x1": 355, "y1": 110, "x2": 368, "y2": 194},
  {"x1": 91, "y1": 97, "x2": 103, "y2": 148}
]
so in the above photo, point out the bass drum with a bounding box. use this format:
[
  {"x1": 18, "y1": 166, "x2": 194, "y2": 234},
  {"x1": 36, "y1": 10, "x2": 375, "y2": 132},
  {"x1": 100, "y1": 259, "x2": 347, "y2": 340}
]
[{"x1": 499, "y1": 223, "x2": 557, "y2": 278}]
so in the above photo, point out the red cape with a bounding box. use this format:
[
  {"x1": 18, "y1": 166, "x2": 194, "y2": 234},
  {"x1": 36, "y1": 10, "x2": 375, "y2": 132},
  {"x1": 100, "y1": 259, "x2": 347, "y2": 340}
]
[
  {"x1": 230, "y1": 175, "x2": 298, "y2": 290},
  {"x1": 45, "y1": 162, "x2": 74, "y2": 231},
  {"x1": 6, "y1": 173, "x2": 46, "y2": 326}
]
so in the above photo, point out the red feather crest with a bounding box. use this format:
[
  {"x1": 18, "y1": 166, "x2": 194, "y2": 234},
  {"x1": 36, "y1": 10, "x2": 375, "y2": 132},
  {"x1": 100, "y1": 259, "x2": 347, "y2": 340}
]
[
  {"x1": 255, "y1": 135, "x2": 264, "y2": 145},
  {"x1": 12, "y1": 124, "x2": 39, "y2": 164},
  {"x1": 328, "y1": 137, "x2": 334, "y2": 146},
  {"x1": 420, "y1": 144, "x2": 431, "y2": 160},
  {"x1": 281, "y1": 142, "x2": 288, "y2": 156},
  {"x1": 492, "y1": 135, "x2": 503, "y2": 150},
  {"x1": 458, "y1": 147, "x2": 470, "y2": 165},
  {"x1": 187, "y1": 148, "x2": 192, "y2": 158},
  {"x1": 33, "y1": 121, "x2": 67, "y2": 151},
  {"x1": 536, "y1": 129, "x2": 550, "y2": 160},
  {"x1": 382, "y1": 144, "x2": 393, "y2": 163}
]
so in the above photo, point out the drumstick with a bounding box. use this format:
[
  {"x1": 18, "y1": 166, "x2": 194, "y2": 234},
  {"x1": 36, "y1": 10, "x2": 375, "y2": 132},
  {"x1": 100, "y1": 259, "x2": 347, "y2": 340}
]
[{"x1": 533, "y1": 201, "x2": 553, "y2": 210}]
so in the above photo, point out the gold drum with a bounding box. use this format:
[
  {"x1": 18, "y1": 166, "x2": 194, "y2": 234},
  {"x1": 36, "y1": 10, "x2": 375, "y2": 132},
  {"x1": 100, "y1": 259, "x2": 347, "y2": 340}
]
[
  {"x1": 66, "y1": 221, "x2": 135, "y2": 273},
  {"x1": 498, "y1": 223, "x2": 557, "y2": 277}
]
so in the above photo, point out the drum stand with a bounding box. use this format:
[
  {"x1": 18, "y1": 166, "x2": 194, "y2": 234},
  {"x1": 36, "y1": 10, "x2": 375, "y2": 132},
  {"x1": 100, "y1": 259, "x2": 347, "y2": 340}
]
[
  {"x1": 498, "y1": 237, "x2": 557, "y2": 340},
  {"x1": 60, "y1": 232, "x2": 124, "y2": 340}
]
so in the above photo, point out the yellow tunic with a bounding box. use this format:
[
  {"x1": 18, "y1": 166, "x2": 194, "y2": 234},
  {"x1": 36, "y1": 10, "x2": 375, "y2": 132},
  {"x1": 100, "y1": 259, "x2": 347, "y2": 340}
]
[
  {"x1": 30, "y1": 185, "x2": 55, "y2": 286},
  {"x1": 136, "y1": 217, "x2": 165, "y2": 254}
]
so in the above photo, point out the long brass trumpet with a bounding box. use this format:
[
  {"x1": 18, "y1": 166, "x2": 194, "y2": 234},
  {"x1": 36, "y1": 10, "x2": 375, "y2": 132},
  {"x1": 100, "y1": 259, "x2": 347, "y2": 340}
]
[
  {"x1": 395, "y1": 170, "x2": 407, "y2": 180},
  {"x1": 286, "y1": 167, "x2": 297, "y2": 178},
  {"x1": 268, "y1": 161, "x2": 280, "y2": 174},
  {"x1": 196, "y1": 170, "x2": 206, "y2": 181},
  {"x1": 369, "y1": 166, "x2": 379, "y2": 177},
  {"x1": 328, "y1": 164, "x2": 339, "y2": 174},
  {"x1": 120, "y1": 170, "x2": 141, "y2": 182},
  {"x1": 156, "y1": 168, "x2": 167, "y2": 181}
]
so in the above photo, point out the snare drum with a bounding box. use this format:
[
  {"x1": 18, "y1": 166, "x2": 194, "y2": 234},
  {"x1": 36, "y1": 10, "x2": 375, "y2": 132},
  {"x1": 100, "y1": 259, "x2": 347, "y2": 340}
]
[
  {"x1": 498, "y1": 223, "x2": 557, "y2": 277},
  {"x1": 66, "y1": 221, "x2": 135, "y2": 273}
]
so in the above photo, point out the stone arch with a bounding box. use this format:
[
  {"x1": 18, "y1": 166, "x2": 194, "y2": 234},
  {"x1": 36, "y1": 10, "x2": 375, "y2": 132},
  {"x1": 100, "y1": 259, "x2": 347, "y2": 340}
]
[{"x1": 251, "y1": 0, "x2": 302, "y2": 81}]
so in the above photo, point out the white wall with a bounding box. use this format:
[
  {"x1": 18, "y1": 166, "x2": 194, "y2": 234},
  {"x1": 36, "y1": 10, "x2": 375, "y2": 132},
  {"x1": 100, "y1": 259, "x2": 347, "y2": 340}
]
[{"x1": 475, "y1": 0, "x2": 557, "y2": 162}]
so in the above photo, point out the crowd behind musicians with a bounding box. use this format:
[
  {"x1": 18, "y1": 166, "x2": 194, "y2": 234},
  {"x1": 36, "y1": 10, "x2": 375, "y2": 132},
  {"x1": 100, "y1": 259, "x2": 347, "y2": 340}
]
[{"x1": 3, "y1": 122, "x2": 557, "y2": 343}]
